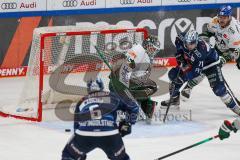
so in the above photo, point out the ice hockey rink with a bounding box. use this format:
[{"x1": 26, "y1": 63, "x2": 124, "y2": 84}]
[{"x1": 0, "y1": 64, "x2": 239, "y2": 160}]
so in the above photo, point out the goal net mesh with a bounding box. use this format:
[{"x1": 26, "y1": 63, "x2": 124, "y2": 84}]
[{"x1": 0, "y1": 25, "x2": 147, "y2": 121}]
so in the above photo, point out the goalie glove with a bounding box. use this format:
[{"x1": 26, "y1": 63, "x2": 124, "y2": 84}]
[
  {"x1": 118, "y1": 121, "x2": 132, "y2": 137},
  {"x1": 218, "y1": 120, "x2": 238, "y2": 140}
]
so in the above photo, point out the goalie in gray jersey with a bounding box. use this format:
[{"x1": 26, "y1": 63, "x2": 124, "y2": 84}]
[
  {"x1": 109, "y1": 35, "x2": 160, "y2": 119},
  {"x1": 181, "y1": 5, "x2": 240, "y2": 100}
]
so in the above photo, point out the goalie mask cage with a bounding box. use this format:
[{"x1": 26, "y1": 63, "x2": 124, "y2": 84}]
[{"x1": 0, "y1": 25, "x2": 148, "y2": 122}]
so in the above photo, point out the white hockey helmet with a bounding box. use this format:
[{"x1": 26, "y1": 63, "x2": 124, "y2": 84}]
[{"x1": 184, "y1": 29, "x2": 199, "y2": 50}]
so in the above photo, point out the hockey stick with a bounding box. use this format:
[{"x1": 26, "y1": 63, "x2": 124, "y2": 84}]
[
  {"x1": 223, "y1": 77, "x2": 240, "y2": 105},
  {"x1": 163, "y1": 69, "x2": 181, "y2": 123},
  {"x1": 155, "y1": 135, "x2": 219, "y2": 160}
]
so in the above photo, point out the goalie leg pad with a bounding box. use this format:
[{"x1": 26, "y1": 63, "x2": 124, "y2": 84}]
[{"x1": 139, "y1": 98, "x2": 157, "y2": 118}]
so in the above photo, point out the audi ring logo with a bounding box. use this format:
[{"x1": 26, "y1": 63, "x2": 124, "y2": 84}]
[
  {"x1": 120, "y1": 0, "x2": 135, "y2": 5},
  {"x1": 178, "y1": 0, "x2": 191, "y2": 2},
  {"x1": 62, "y1": 0, "x2": 78, "y2": 7},
  {"x1": 1, "y1": 2, "x2": 17, "y2": 10}
]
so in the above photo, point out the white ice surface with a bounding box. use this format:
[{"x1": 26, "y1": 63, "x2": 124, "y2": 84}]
[{"x1": 0, "y1": 64, "x2": 239, "y2": 160}]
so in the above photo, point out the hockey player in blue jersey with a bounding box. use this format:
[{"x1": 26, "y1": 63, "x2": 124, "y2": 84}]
[
  {"x1": 181, "y1": 5, "x2": 240, "y2": 100},
  {"x1": 161, "y1": 29, "x2": 240, "y2": 116},
  {"x1": 62, "y1": 77, "x2": 139, "y2": 160}
]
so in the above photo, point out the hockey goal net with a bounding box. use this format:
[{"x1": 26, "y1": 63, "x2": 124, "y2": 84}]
[{"x1": 0, "y1": 25, "x2": 148, "y2": 122}]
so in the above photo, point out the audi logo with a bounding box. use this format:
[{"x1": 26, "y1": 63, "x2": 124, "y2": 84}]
[
  {"x1": 1, "y1": 2, "x2": 17, "y2": 10},
  {"x1": 62, "y1": 0, "x2": 78, "y2": 7},
  {"x1": 120, "y1": 0, "x2": 135, "y2": 5},
  {"x1": 178, "y1": 0, "x2": 191, "y2": 2}
]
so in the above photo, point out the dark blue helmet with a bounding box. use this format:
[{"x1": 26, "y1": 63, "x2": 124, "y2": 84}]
[
  {"x1": 218, "y1": 5, "x2": 232, "y2": 16},
  {"x1": 184, "y1": 29, "x2": 199, "y2": 46},
  {"x1": 87, "y1": 77, "x2": 104, "y2": 94}
]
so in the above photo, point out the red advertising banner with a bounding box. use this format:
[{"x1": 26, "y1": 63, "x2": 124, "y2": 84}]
[
  {"x1": 0, "y1": 66, "x2": 27, "y2": 78},
  {"x1": 0, "y1": 57, "x2": 178, "y2": 78}
]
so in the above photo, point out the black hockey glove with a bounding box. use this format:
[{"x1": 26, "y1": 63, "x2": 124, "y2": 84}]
[
  {"x1": 175, "y1": 53, "x2": 187, "y2": 66},
  {"x1": 168, "y1": 68, "x2": 187, "y2": 85},
  {"x1": 219, "y1": 55, "x2": 231, "y2": 68},
  {"x1": 119, "y1": 121, "x2": 132, "y2": 137}
]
